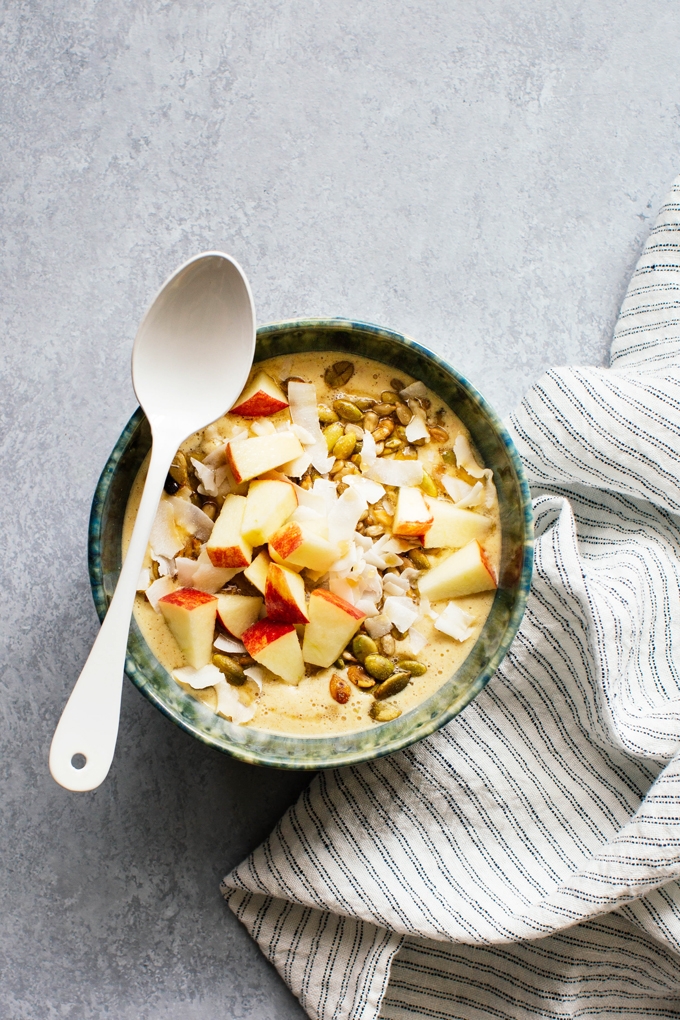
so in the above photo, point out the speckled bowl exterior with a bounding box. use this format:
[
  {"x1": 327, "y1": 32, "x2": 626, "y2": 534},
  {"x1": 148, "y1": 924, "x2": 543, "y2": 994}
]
[{"x1": 89, "y1": 318, "x2": 534, "y2": 769}]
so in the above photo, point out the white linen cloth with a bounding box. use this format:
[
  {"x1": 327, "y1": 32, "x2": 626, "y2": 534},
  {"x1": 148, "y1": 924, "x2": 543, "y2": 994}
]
[{"x1": 221, "y1": 175, "x2": 680, "y2": 1019}]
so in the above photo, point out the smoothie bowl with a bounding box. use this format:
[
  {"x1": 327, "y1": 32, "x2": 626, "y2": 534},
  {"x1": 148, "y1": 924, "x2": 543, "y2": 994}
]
[{"x1": 89, "y1": 319, "x2": 533, "y2": 769}]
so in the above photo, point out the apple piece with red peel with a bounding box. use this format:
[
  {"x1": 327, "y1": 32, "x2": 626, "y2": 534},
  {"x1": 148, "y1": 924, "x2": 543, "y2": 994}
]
[
  {"x1": 158, "y1": 587, "x2": 218, "y2": 669},
  {"x1": 242, "y1": 619, "x2": 305, "y2": 684},
  {"x1": 302, "y1": 589, "x2": 366, "y2": 668},
  {"x1": 230, "y1": 371, "x2": 289, "y2": 418},
  {"x1": 206, "y1": 494, "x2": 253, "y2": 568},
  {"x1": 216, "y1": 593, "x2": 263, "y2": 638},
  {"x1": 418, "y1": 540, "x2": 497, "y2": 601},
  {"x1": 423, "y1": 498, "x2": 492, "y2": 549},
  {"x1": 392, "y1": 486, "x2": 434, "y2": 538},
  {"x1": 268, "y1": 521, "x2": 340, "y2": 573},
  {"x1": 241, "y1": 479, "x2": 297, "y2": 546},
  {"x1": 243, "y1": 550, "x2": 273, "y2": 592},
  {"x1": 226, "y1": 432, "x2": 304, "y2": 484},
  {"x1": 265, "y1": 563, "x2": 309, "y2": 624}
]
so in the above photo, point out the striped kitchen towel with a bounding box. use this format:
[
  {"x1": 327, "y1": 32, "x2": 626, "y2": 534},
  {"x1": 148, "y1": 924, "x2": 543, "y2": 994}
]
[{"x1": 221, "y1": 175, "x2": 680, "y2": 1020}]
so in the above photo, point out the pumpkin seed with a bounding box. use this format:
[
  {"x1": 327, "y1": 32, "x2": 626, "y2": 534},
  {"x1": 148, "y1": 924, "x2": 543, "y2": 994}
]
[
  {"x1": 363, "y1": 654, "x2": 395, "y2": 681},
  {"x1": 370, "y1": 701, "x2": 402, "y2": 722},
  {"x1": 420, "y1": 471, "x2": 437, "y2": 497},
  {"x1": 318, "y1": 403, "x2": 339, "y2": 424},
  {"x1": 391, "y1": 378, "x2": 406, "y2": 393},
  {"x1": 354, "y1": 396, "x2": 376, "y2": 411},
  {"x1": 396, "y1": 403, "x2": 413, "y2": 425},
  {"x1": 330, "y1": 673, "x2": 352, "y2": 703},
  {"x1": 399, "y1": 659, "x2": 427, "y2": 676},
  {"x1": 169, "y1": 450, "x2": 188, "y2": 487},
  {"x1": 371, "y1": 506, "x2": 393, "y2": 528},
  {"x1": 441, "y1": 449, "x2": 457, "y2": 466},
  {"x1": 325, "y1": 361, "x2": 355, "y2": 388},
  {"x1": 408, "y1": 548, "x2": 431, "y2": 570},
  {"x1": 381, "y1": 390, "x2": 400, "y2": 404},
  {"x1": 428, "y1": 425, "x2": 449, "y2": 443},
  {"x1": 201, "y1": 499, "x2": 219, "y2": 520},
  {"x1": 344, "y1": 422, "x2": 364, "y2": 438},
  {"x1": 363, "y1": 410, "x2": 379, "y2": 432},
  {"x1": 333, "y1": 432, "x2": 357, "y2": 460},
  {"x1": 212, "y1": 653, "x2": 246, "y2": 685},
  {"x1": 333, "y1": 399, "x2": 363, "y2": 423},
  {"x1": 352, "y1": 634, "x2": 378, "y2": 661},
  {"x1": 372, "y1": 401, "x2": 397, "y2": 416},
  {"x1": 384, "y1": 438, "x2": 403, "y2": 452},
  {"x1": 281, "y1": 376, "x2": 305, "y2": 393},
  {"x1": 347, "y1": 664, "x2": 375, "y2": 688},
  {"x1": 373, "y1": 671, "x2": 410, "y2": 699},
  {"x1": 324, "y1": 422, "x2": 345, "y2": 451}
]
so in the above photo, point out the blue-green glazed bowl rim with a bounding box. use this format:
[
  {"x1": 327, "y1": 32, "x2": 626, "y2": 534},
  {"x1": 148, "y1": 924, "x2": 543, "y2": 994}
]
[{"x1": 89, "y1": 318, "x2": 533, "y2": 770}]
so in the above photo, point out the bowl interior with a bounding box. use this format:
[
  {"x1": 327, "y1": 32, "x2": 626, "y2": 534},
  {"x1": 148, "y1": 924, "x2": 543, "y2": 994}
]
[{"x1": 89, "y1": 319, "x2": 533, "y2": 769}]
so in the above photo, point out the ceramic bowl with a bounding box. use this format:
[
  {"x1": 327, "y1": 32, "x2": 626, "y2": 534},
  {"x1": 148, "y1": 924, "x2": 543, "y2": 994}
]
[{"x1": 89, "y1": 318, "x2": 533, "y2": 769}]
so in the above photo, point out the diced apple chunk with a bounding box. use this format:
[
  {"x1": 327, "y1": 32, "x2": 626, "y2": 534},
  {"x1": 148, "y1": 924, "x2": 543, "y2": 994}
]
[
  {"x1": 243, "y1": 550, "x2": 273, "y2": 593},
  {"x1": 265, "y1": 563, "x2": 309, "y2": 624},
  {"x1": 269, "y1": 522, "x2": 340, "y2": 573},
  {"x1": 418, "y1": 540, "x2": 497, "y2": 601},
  {"x1": 392, "y1": 486, "x2": 434, "y2": 537},
  {"x1": 158, "y1": 587, "x2": 218, "y2": 669},
  {"x1": 423, "y1": 498, "x2": 492, "y2": 549},
  {"x1": 302, "y1": 589, "x2": 366, "y2": 668},
  {"x1": 227, "y1": 432, "x2": 304, "y2": 484},
  {"x1": 241, "y1": 479, "x2": 297, "y2": 546},
  {"x1": 242, "y1": 620, "x2": 305, "y2": 684},
  {"x1": 230, "y1": 370, "x2": 289, "y2": 417},
  {"x1": 216, "y1": 593, "x2": 263, "y2": 638},
  {"x1": 206, "y1": 494, "x2": 252, "y2": 568}
]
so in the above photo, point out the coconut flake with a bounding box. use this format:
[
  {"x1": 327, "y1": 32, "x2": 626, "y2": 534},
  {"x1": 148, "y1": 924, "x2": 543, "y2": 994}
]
[
  {"x1": 243, "y1": 666, "x2": 265, "y2": 692},
  {"x1": 407, "y1": 627, "x2": 428, "y2": 654},
  {"x1": 190, "y1": 457, "x2": 220, "y2": 497},
  {"x1": 150, "y1": 500, "x2": 183, "y2": 560},
  {"x1": 155, "y1": 555, "x2": 176, "y2": 577},
  {"x1": 383, "y1": 571, "x2": 410, "y2": 592},
  {"x1": 328, "y1": 486, "x2": 368, "y2": 543},
  {"x1": 214, "y1": 634, "x2": 246, "y2": 654},
  {"x1": 250, "y1": 419, "x2": 277, "y2": 437},
  {"x1": 173, "y1": 663, "x2": 223, "y2": 689},
  {"x1": 213, "y1": 678, "x2": 256, "y2": 723},
  {"x1": 434, "y1": 601, "x2": 476, "y2": 641},
  {"x1": 175, "y1": 556, "x2": 199, "y2": 587},
  {"x1": 287, "y1": 381, "x2": 335, "y2": 474},
  {"x1": 137, "y1": 568, "x2": 151, "y2": 592},
  {"x1": 399, "y1": 381, "x2": 428, "y2": 400},
  {"x1": 203, "y1": 445, "x2": 227, "y2": 468},
  {"x1": 383, "y1": 596, "x2": 420, "y2": 632},
  {"x1": 355, "y1": 598, "x2": 380, "y2": 617},
  {"x1": 441, "y1": 475, "x2": 474, "y2": 503},
  {"x1": 145, "y1": 575, "x2": 177, "y2": 610},
  {"x1": 290, "y1": 423, "x2": 317, "y2": 445},
  {"x1": 360, "y1": 429, "x2": 377, "y2": 469},
  {"x1": 364, "y1": 613, "x2": 393, "y2": 639},
  {"x1": 454, "y1": 480, "x2": 486, "y2": 509},
  {"x1": 167, "y1": 497, "x2": 214, "y2": 541},
  {"x1": 454, "y1": 434, "x2": 490, "y2": 481},
  {"x1": 405, "y1": 416, "x2": 430, "y2": 444},
  {"x1": 366, "y1": 459, "x2": 424, "y2": 487},
  {"x1": 344, "y1": 474, "x2": 385, "y2": 504}
]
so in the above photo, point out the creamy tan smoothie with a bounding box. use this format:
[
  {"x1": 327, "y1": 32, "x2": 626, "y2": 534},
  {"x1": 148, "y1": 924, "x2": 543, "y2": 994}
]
[{"x1": 124, "y1": 351, "x2": 500, "y2": 737}]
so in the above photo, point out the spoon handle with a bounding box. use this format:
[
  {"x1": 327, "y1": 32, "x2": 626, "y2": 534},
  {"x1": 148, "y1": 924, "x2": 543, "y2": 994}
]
[{"x1": 49, "y1": 432, "x2": 178, "y2": 792}]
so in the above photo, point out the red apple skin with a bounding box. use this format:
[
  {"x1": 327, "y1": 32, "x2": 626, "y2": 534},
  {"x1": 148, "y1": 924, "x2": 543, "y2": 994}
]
[
  {"x1": 231, "y1": 392, "x2": 289, "y2": 417},
  {"x1": 478, "y1": 543, "x2": 498, "y2": 586},
  {"x1": 268, "y1": 522, "x2": 303, "y2": 562},
  {"x1": 242, "y1": 619, "x2": 296, "y2": 656},
  {"x1": 226, "y1": 443, "x2": 245, "y2": 485},
  {"x1": 207, "y1": 546, "x2": 251, "y2": 569},
  {"x1": 265, "y1": 565, "x2": 309, "y2": 624},
  {"x1": 158, "y1": 587, "x2": 217, "y2": 610},
  {"x1": 312, "y1": 587, "x2": 365, "y2": 621}
]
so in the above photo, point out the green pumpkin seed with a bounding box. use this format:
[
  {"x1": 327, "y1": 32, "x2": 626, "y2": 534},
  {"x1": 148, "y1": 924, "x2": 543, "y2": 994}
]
[
  {"x1": 169, "y1": 450, "x2": 188, "y2": 486},
  {"x1": 352, "y1": 634, "x2": 378, "y2": 662},
  {"x1": 354, "y1": 397, "x2": 376, "y2": 411},
  {"x1": 380, "y1": 390, "x2": 400, "y2": 404},
  {"x1": 325, "y1": 361, "x2": 355, "y2": 388},
  {"x1": 408, "y1": 548, "x2": 431, "y2": 570},
  {"x1": 391, "y1": 378, "x2": 406, "y2": 392},
  {"x1": 318, "y1": 403, "x2": 339, "y2": 424},
  {"x1": 363, "y1": 654, "x2": 395, "y2": 681},
  {"x1": 333, "y1": 399, "x2": 363, "y2": 423},
  {"x1": 372, "y1": 401, "x2": 397, "y2": 416},
  {"x1": 212, "y1": 654, "x2": 246, "y2": 686},
  {"x1": 333, "y1": 432, "x2": 357, "y2": 460},
  {"x1": 441, "y1": 449, "x2": 457, "y2": 466},
  {"x1": 420, "y1": 471, "x2": 437, "y2": 497},
  {"x1": 323, "y1": 421, "x2": 345, "y2": 451},
  {"x1": 370, "y1": 701, "x2": 402, "y2": 722},
  {"x1": 398, "y1": 659, "x2": 427, "y2": 676},
  {"x1": 373, "y1": 671, "x2": 410, "y2": 699}
]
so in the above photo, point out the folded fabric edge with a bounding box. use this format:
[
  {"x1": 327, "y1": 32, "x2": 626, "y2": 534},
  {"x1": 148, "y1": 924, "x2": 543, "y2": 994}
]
[{"x1": 221, "y1": 882, "x2": 404, "y2": 1020}]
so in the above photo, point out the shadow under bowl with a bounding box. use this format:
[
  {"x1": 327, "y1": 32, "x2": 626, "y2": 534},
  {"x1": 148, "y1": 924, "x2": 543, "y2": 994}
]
[{"x1": 89, "y1": 318, "x2": 534, "y2": 769}]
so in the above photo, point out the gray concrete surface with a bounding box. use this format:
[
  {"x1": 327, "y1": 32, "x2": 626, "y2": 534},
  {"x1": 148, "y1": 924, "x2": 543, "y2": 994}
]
[{"x1": 2, "y1": 1, "x2": 680, "y2": 1017}]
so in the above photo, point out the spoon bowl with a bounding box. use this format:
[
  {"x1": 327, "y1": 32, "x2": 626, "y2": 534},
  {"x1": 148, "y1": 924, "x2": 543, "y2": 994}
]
[{"x1": 49, "y1": 252, "x2": 255, "y2": 792}]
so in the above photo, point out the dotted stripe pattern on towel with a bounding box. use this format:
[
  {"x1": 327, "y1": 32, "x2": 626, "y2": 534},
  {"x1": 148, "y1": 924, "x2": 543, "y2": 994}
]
[{"x1": 221, "y1": 175, "x2": 680, "y2": 1020}]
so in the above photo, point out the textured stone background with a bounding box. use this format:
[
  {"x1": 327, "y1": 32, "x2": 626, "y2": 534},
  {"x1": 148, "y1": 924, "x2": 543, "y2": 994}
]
[{"x1": 2, "y1": 1, "x2": 680, "y2": 1017}]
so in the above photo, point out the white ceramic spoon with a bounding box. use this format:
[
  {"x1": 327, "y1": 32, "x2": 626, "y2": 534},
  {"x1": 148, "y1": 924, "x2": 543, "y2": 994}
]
[{"x1": 49, "y1": 252, "x2": 256, "y2": 792}]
